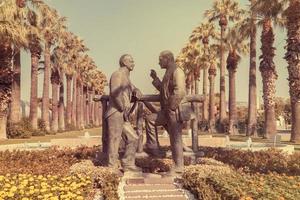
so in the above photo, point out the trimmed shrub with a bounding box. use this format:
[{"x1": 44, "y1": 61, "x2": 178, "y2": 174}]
[
  {"x1": 198, "y1": 147, "x2": 300, "y2": 175},
  {"x1": 183, "y1": 159, "x2": 232, "y2": 200},
  {"x1": 136, "y1": 157, "x2": 173, "y2": 173},
  {"x1": 183, "y1": 163, "x2": 300, "y2": 200},
  {"x1": 70, "y1": 160, "x2": 119, "y2": 200},
  {"x1": 6, "y1": 123, "x2": 31, "y2": 139},
  {"x1": 38, "y1": 119, "x2": 47, "y2": 132},
  {"x1": 6, "y1": 118, "x2": 33, "y2": 139}
]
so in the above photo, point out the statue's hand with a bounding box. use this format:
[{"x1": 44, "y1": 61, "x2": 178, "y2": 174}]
[
  {"x1": 150, "y1": 69, "x2": 157, "y2": 79},
  {"x1": 133, "y1": 88, "x2": 142, "y2": 99}
]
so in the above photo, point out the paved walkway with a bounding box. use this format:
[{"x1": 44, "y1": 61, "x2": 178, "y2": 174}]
[{"x1": 119, "y1": 173, "x2": 193, "y2": 200}]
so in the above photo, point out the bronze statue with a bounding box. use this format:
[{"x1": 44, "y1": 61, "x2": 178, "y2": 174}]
[
  {"x1": 145, "y1": 50, "x2": 186, "y2": 173},
  {"x1": 105, "y1": 54, "x2": 141, "y2": 172}
]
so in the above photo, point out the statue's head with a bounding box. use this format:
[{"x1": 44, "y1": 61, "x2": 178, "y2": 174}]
[
  {"x1": 159, "y1": 50, "x2": 174, "y2": 69},
  {"x1": 119, "y1": 54, "x2": 135, "y2": 71}
]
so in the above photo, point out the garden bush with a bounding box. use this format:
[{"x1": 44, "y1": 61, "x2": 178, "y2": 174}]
[
  {"x1": 6, "y1": 118, "x2": 32, "y2": 139},
  {"x1": 183, "y1": 161, "x2": 300, "y2": 200},
  {"x1": 6, "y1": 123, "x2": 31, "y2": 139},
  {"x1": 198, "y1": 147, "x2": 300, "y2": 175},
  {"x1": 70, "y1": 160, "x2": 119, "y2": 200},
  {"x1": 136, "y1": 157, "x2": 173, "y2": 173},
  {"x1": 182, "y1": 159, "x2": 232, "y2": 200},
  {"x1": 38, "y1": 119, "x2": 47, "y2": 133}
]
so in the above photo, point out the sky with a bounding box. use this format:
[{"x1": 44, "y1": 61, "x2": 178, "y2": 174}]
[{"x1": 21, "y1": 0, "x2": 289, "y2": 103}]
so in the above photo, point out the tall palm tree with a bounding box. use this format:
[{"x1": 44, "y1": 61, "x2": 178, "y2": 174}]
[
  {"x1": 225, "y1": 28, "x2": 249, "y2": 135},
  {"x1": 9, "y1": 50, "x2": 21, "y2": 124},
  {"x1": 205, "y1": 0, "x2": 243, "y2": 132},
  {"x1": 284, "y1": 0, "x2": 300, "y2": 142},
  {"x1": 0, "y1": 0, "x2": 28, "y2": 138},
  {"x1": 63, "y1": 33, "x2": 87, "y2": 127},
  {"x1": 190, "y1": 22, "x2": 218, "y2": 122},
  {"x1": 253, "y1": 0, "x2": 287, "y2": 138},
  {"x1": 27, "y1": 8, "x2": 42, "y2": 130},
  {"x1": 208, "y1": 47, "x2": 219, "y2": 132},
  {"x1": 239, "y1": 0, "x2": 258, "y2": 137},
  {"x1": 37, "y1": 3, "x2": 65, "y2": 132}
]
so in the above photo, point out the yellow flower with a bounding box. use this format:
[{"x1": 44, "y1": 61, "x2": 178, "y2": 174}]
[
  {"x1": 10, "y1": 186, "x2": 17, "y2": 192},
  {"x1": 7, "y1": 192, "x2": 14, "y2": 197}
]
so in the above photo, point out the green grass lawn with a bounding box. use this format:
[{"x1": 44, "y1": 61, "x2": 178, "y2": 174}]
[{"x1": 0, "y1": 128, "x2": 102, "y2": 145}]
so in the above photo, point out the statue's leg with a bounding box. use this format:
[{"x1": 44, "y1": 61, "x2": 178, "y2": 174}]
[
  {"x1": 167, "y1": 109, "x2": 184, "y2": 172},
  {"x1": 145, "y1": 113, "x2": 160, "y2": 150},
  {"x1": 107, "y1": 112, "x2": 123, "y2": 168},
  {"x1": 121, "y1": 122, "x2": 140, "y2": 170},
  {"x1": 144, "y1": 111, "x2": 166, "y2": 156}
]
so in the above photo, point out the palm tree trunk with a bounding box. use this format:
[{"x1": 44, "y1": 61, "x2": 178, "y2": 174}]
[
  {"x1": 76, "y1": 81, "x2": 81, "y2": 129},
  {"x1": 82, "y1": 86, "x2": 87, "y2": 127},
  {"x1": 29, "y1": 51, "x2": 40, "y2": 129},
  {"x1": 202, "y1": 67, "x2": 209, "y2": 121},
  {"x1": 260, "y1": 19, "x2": 277, "y2": 138},
  {"x1": 90, "y1": 89, "x2": 95, "y2": 125},
  {"x1": 208, "y1": 68, "x2": 216, "y2": 133},
  {"x1": 9, "y1": 50, "x2": 21, "y2": 124},
  {"x1": 247, "y1": 19, "x2": 258, "y2": 137},
  {"x1": 191, "y1": 74, "x2": 195, "y2": 95},
  {"x1": 42, "y1": 42, "x2": 51, "y2": 131},
  {"x1": 80, "y1": 85, "x2": 84, "y2": 129},
  {"x1": 219, "y1": 23, "x2": 227, "y2": 126},
  {"x1": 0, "y1": 42, "x2": 13, "y2": 139},
  {"x1": 86, "y1": 90, "x2": 90, "y2": 125},
  {"x1": 51, "y1": 80, "x2": 59, "y2": 132},
  {"x1": 285, "y1": 0, "x2": 300, "y2": 142},
  {"x1": 94, "y1": 91, "x2": 100, "y2": 126},
  {"x1": 228, "y1": 69, "x2": 237, "y2": 135},
  {"x1": 66, "y1": 75, "x2": 72, "y2": 126},
  {"x1": 58, "y1": 74, "x2": 65, "y2": 131},
  {"x1": 71, "y1": 74, "x2": 77, "y2": 127}
]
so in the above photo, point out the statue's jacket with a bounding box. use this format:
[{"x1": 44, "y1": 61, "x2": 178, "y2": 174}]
[{"x1": 105, "y1": 68, "x2": 135, "y2": 119}]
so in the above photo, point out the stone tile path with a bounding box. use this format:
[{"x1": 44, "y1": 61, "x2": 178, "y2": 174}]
[{"x1": 119, "y1": 173, "x2": 193, "y2": 200}]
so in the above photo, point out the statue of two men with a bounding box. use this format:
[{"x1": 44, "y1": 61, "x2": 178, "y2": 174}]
[{"x1": 105, "y1": 51, "x2": 186, "y2": 174}]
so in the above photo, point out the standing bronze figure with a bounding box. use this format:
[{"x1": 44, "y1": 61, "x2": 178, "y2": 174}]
[
  {"x1": 145, "y1": 50, "x2": 186, "y2": 173},
  {"x1": 105, "y1": 54, "x2": 141, "y2": 172}
]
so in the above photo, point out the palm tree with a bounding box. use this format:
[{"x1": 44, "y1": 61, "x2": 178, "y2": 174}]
[
  {"x1": 253, "y1": 0, "x2": 287, "y2": 138},
  {"x1": 63, "y1": 33, "x2": 87, "y2": 127},
  {"x1": 208, "y1": 48, "x2": 219, "y2": 133},
  {"x1": 284, "y1": 0, "x2": 300, "y2": 142},
  {"x1": 225, "y1": 28, "x2": 249, "y2": 135},
  {"x1": 239, "y1": 0, "x2": 258, "y2": 137},
  {"x1": 205, "y1": 0, "x2": 243, "y2": 132},
  {"x1": 0, "y1": 0, "x2": 28, "y2": 138},
  {"x1": 27, "y1": 9, "x2": 42, "y2": 130},
  {"x1": 9, "y1": 50, "x2": 21, "y2": 124},
  {"x1": 190, "y1": 22, "x2": 218, "y2": 122},
  {"x1": 37, "y1": 3, "x2": 65, "y2": 132}
]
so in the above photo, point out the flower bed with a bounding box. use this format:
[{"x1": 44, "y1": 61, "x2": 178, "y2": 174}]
[
  {"x1": 0, "y1": 174, "x2": 92, "y2": 200},
  {"x1": 0, "y1": 147, "x2": 119, "y2": 200}
]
